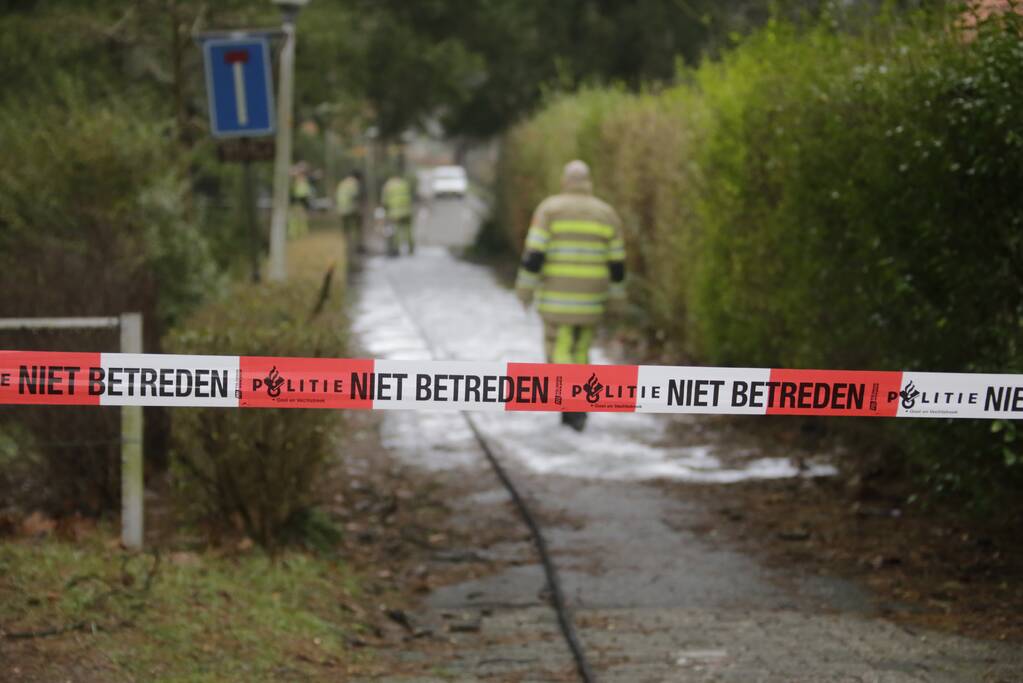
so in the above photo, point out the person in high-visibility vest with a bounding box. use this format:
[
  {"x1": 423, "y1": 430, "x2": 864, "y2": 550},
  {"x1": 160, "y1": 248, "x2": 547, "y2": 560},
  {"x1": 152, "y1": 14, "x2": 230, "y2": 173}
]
[
  {"x1": 514, "y1": 160, "x2": 626, "y2": 432},
  {"x1": 381, "y1": 174, "x2": 414, "y2": 256},
  {"x1": 288, "y1": 164, "x2": 312, "y2": 239},
  {"x1": 336, "y1": 171, "x2": 364, "y2": 255}
]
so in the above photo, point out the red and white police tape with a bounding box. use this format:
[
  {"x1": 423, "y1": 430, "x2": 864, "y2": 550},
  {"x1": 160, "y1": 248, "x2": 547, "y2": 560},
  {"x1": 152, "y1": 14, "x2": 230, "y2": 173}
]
[{"x1": 2, "y1": 350, "x2": 1022, "y2": 419}]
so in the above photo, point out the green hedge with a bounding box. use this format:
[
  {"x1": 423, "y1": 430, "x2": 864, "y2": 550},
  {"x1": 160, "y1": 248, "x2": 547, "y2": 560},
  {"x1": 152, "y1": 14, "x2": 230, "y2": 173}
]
[
  {"x1": 496, "y1": 11, "x2": 1023, "y2": 513},
  {"x1": 0, "y1": 91, "x2": 217, "y2": 514},
  {"x1": 691, "y1": 18, "x2": 1023, "y2": 373},
  {"x1": 0, "y1": 90, "x2": 216, "y2": 334}
]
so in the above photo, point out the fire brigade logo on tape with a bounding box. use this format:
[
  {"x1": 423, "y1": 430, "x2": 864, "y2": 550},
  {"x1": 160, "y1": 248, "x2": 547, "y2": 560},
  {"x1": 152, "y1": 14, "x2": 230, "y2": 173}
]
[
  {"x1": 552, "y1": 364, "x2": 640, "y2": 412},
  {"x1": 571, "y1": 373, "x2": 611, "y2": 404},
  {"x1": 580, "y1": 373, "x2": 604, "y2": 404},
  {"x1": 899, "y1": 381, "x2": 920, "y2": 409},
  {"x1": 264, "y1": 366, "x2": 285, "y2": 398}
]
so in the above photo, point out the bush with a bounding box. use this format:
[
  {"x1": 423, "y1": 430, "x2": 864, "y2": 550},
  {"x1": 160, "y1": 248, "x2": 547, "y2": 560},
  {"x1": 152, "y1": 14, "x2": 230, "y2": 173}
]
[
  {"x1": 166, "y1": 237, "x2": 347, "y2": 549},
  {"x1": 0, "y1": 90, "x2": 216, "y2": 331},
  {"x1": 593, "y1": 88, "x2": 705, "y2": 354},
  {"x1": 689, "y1": 15, "x2": 1023, "y2": 511},
  {"x1": 0, "y1": 91, "x2": 217, "y2": 515},
  {"x1": 497, "y1": 88, "x2": 629, "y2": 246},
  {"x1": 689, "y1": 16, "x2": 1023, "y2": 373},
  {"x1": 496, "y1": 10, "x2": 1023, "y2": 515}
]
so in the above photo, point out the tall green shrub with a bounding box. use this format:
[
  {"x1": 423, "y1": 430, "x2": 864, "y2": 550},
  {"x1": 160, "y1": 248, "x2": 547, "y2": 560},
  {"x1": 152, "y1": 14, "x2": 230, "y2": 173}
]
[
  {"x1": 497, "y1": 88, "x2": 629, "y2": 246},
  {"x1": 593, "y1": 88, "x2": 706, "y2": 354},
  {"x1": 689, "y1": 15, "x2": 1023, "y2": 510},
  {"x1": 690, "y1": 17, "x2": 1023, "y2": 373},
  {"x1": 496, "y1": 11, "x2": 1023, "y2": 513},
  {"x1": 0, "y1": 92, "x2": 216, "y2": 514},
  {"x1": 0, "y1": 92, "x2": 216, "y2": 329}
]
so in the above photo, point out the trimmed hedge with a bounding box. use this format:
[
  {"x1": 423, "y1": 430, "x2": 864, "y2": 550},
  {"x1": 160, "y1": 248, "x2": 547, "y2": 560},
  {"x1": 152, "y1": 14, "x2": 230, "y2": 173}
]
[
  {"x1": 0, "y1": 92, "x2": 216, "y2": 514},
  {"x1": 496, "y1": 11, "x2": 1023, "y2": 513}
]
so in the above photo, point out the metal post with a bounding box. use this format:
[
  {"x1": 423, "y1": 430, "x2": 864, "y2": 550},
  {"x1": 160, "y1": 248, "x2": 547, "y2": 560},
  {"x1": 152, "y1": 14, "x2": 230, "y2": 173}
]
[
  {"x1": 364, "y1": 128, "x2": 377, "y2": 238},
  {"x1": 242, "y1": 157, "x2": 261, "y2": 283},
  {"x1": 267, "y1": 13, "x2": 298, "y2": 281},
  {"x1": 119, "y1": 312, "x2": 144, "y2": 550},
  {"x1": 324, "y1": 127, "x2": 337, "y2": 209}
]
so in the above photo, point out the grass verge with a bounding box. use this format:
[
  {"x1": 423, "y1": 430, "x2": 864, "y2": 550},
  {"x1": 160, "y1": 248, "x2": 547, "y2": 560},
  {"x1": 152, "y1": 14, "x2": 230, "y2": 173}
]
[
  {"x1": 0, "y1": 527, "x2": 376, "y2": 682},
  {"x1": 1, "y1": 225, "x2": 386, "y2": 681}
]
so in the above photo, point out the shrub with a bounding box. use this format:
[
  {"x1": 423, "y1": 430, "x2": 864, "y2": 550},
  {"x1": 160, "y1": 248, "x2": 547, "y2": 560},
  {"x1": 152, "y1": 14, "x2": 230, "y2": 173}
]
[
  {"x1": 0, "y1": 91, "x2": 216, "y2": 515},
  {"x1": 592, "y1": 88, "x2": 705, "y2": 355},
  {"x1": 497, "y1": 88, "x2": 630, "y2": 247},
  {"x1": 166, "y1": 237, "x2": 348, "y2": 549},
  {"x1": 497, "y1": 86, "x2": 705, "y2": 353},
  {"x1": 496, "y1": 10, "x2": 1023, "y2": 514},
  {"x1": 689, "y1": 15, "x2": 1023, "y2": 511},
  {"x1": 0, "y1": 90, "x2": 216, "y2": 332}
]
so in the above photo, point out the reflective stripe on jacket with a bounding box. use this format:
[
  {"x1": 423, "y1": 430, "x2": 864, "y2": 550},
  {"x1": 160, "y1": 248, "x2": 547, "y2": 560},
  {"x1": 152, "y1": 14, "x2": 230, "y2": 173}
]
[
  {"x1": 382, "y1": 177, "x2": 412, "y2": 219},
  {"x1": 291, "y1": 176, "x2": 312, "y2": 203},
  {"x1": 515, "y1": 187, "x2": 625, "y2": 326},
  {"x1": 336, "y1": 177, "x2": 359, "y2": 215}
]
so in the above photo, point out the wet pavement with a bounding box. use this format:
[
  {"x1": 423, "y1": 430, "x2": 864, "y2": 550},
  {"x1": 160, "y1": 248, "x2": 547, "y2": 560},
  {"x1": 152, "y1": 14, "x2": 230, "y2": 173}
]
[
  {"x1": 356, "y1": 210, "x2": 836, "y2": 484},
  {"x1": 351, "y1": 196, "x2": 1023, "y2": 682}
]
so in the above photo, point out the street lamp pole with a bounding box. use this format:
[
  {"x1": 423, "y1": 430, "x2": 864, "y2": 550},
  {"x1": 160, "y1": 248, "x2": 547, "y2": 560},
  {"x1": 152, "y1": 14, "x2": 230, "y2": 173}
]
[{"x1": 267, "y1": 0, "x2": 309, "y2": 282}]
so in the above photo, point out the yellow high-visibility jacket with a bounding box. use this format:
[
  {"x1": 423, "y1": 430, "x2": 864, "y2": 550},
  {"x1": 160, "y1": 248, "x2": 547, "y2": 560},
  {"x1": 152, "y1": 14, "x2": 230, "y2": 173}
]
[
  {"x1": 336, "y1": 176, "x2": 360, "y2": 216},
  {"x1": 291, "y1": 175, "x2": 312, "y2": 205},
  {"x1": 381, "y1": 176, "x2": 412, "y2": 220},
  {"x1": 514, "y1": 182, "x2": 626, "y2": 326}
]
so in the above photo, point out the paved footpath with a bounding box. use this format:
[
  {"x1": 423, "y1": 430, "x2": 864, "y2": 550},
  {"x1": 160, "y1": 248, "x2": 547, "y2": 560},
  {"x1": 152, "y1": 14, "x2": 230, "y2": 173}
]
[{"x1": 352, "y1": 198, "x2": 1022, "y2": 682}]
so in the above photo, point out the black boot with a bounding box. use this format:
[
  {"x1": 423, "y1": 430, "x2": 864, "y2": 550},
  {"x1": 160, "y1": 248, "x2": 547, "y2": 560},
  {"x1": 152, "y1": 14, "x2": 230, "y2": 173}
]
[{"x1": 561, "y1": 412, "x2": 587, "y2": 432}]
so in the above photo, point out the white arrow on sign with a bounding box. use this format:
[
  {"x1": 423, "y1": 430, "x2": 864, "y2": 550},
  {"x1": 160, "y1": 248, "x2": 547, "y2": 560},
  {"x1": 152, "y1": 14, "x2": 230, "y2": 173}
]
[{"x1": 224, "y1": 50, "x2": 250, "y2": 126}]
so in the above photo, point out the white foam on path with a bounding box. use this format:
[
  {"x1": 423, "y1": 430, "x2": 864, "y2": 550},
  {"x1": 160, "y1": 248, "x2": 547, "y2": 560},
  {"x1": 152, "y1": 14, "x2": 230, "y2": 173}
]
[{"x1": 355, "y1": 248, "x2": 836, "y2": 482}]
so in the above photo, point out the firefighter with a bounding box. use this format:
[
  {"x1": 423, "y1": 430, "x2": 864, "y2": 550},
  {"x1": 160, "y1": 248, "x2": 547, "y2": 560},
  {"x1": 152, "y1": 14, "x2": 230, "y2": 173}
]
[
  {"x1": 336, "y1": 171, "x2": 364, "y2": 255},
  {"x1": 381, "y1": 173, "x2": 414, "y2": 256},
  {"x1": 514, "y1": 160, "x2": 626, "y2": 432},
  {"x1": 288, "y1": 163, "x2": 312, "y2": 239}
]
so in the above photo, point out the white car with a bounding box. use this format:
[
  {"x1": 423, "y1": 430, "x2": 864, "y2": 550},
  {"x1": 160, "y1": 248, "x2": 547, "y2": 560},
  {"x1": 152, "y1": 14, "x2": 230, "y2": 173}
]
[{"x1": 430, "y1": 165, "x2": 468, "y2": 198}]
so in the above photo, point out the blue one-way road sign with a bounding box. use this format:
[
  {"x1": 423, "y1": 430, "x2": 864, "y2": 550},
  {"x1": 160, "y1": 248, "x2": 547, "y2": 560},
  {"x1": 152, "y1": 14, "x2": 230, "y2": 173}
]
[{"x1": 203, "y1": 37, "x2": 275, "y2": 138}]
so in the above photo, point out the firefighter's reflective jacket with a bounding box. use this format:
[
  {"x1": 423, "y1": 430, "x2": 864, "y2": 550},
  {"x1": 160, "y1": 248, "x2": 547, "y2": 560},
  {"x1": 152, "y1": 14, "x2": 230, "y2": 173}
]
[
  {"x1": 336, "y1": 176, "x2": 360, "y2": 216},
  {"x1": 514, "y1": 177, "x2": 626, "y2": 326},
  {"x1": 290, "y1": 174, "x2": 312, "y2": 207},
  {"x1": 381, "y1": 176, "x2": 412, "y2": 220}
]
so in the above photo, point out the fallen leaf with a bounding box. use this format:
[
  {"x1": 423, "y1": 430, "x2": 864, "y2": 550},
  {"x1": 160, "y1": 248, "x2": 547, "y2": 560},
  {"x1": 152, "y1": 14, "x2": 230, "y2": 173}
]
[
  {"x1": 169, "y1": 551, "x2": 201, "y2": 567},
  {"x1": 20, "y1": 511, "x2": 55, "y2": 538}
]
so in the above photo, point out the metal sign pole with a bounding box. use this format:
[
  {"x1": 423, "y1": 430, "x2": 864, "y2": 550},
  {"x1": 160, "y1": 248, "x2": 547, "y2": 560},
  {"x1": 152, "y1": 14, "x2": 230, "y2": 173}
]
[
  {"x1": 267, "y1": 17, "x2": 298, "y2": 282},
  {"x1": 242, "y1": 155, "x2": 261, "y2": 282},
  {"x1": 119, "y1": 312, "x2": 144, "y2": 550},
  {"x1": 364, "y1": 128, "x2": 377, "y2": 241}
]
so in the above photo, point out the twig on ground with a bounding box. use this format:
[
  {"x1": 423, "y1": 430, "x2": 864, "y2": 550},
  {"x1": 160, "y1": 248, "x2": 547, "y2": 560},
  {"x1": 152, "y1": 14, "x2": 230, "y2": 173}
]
[{"x1": 2, "y1": 549, "x2": 161, "y2": 641}]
